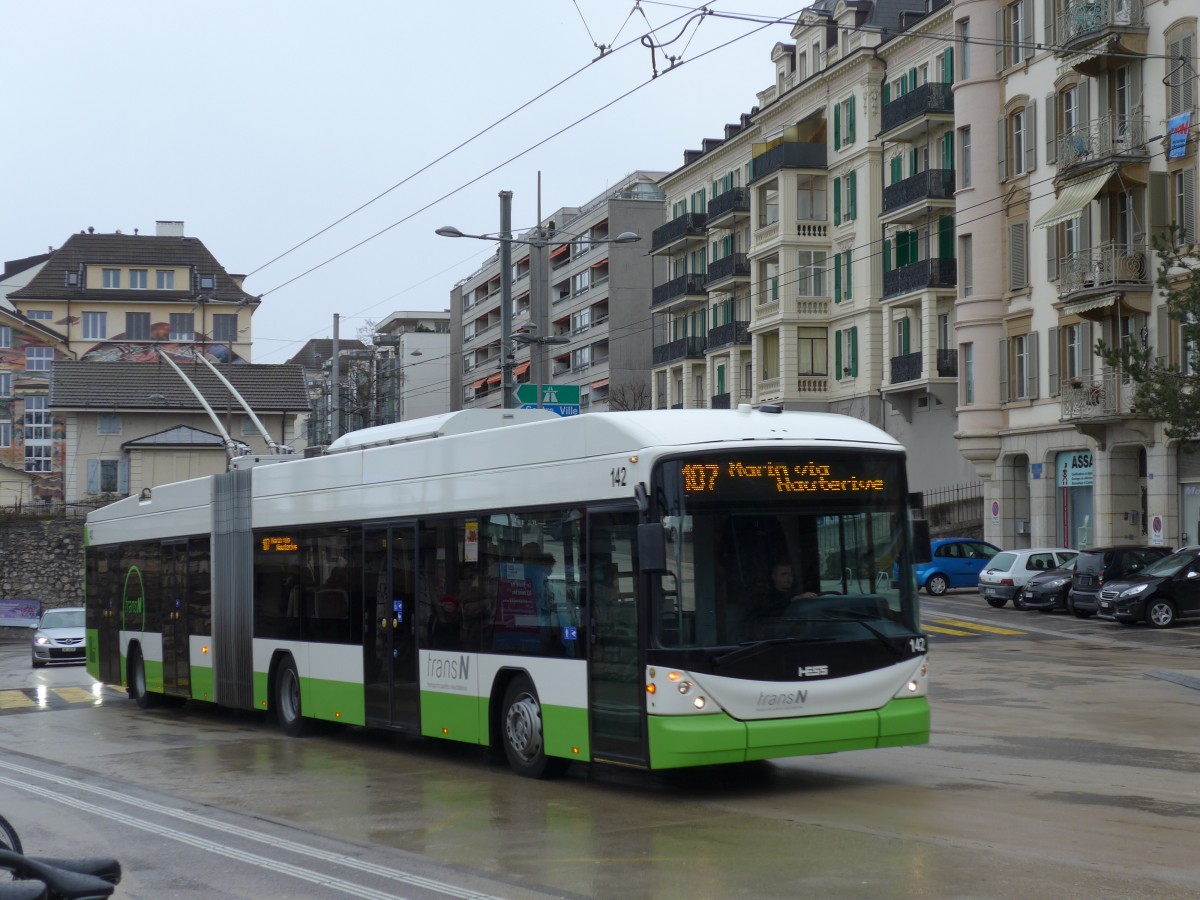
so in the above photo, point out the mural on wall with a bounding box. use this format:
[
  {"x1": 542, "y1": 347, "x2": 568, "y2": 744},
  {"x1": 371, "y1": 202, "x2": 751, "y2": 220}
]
[
  {"x1": 0, "y1": 328, "x2": 66, "y2": 506},
  {"x1": 81, "y1": 323, "x2": 247, "y2": 364}
]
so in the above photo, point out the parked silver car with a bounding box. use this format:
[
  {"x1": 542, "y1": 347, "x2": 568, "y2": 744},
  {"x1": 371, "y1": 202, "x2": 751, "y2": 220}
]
[
  {"x1": 978, "y1": 548, "x2": 1078, "y2": 608},
  {"x1": 31, "y1": 606, "x2": 86, "y2": 668}
]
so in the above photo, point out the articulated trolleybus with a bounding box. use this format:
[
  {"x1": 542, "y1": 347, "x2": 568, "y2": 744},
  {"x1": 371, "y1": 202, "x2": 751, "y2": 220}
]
[{"x1": 86, "y1": 406, "x2": 930, "y2": 778}]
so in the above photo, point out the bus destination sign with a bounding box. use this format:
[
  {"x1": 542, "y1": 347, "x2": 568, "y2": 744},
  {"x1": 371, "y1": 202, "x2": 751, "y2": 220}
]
[
  {"x1": 683, "y1": 460, "x2": 886, "y2": 495},
  {"x1": 261, "y1": 536, "x2": 299, "y2": 552}
]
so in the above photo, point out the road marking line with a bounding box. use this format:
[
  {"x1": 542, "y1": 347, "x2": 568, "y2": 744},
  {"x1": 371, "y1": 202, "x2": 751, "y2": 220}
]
[
  {"x1": 52, "y1": 687, "x2": 98, "y2": 703},
  {"x1": 931, "y1": 618, "x2": 1024, "y2": 635},
  {"x1": 0, "y1": 691, "x2": 35, "y2": 709},
  {"x1": 924, "y1": 625, "x2": 975, "y2": 636}
]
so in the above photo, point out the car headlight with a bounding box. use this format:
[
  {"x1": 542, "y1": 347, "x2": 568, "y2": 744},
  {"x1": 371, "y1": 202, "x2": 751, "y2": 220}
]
[
  {"x1": 34, "y1": 635, "x2": 50, "y2": 646},
  {"x1": 1044, "y1": 578, "x2": 1068, "y2": 589},
  {"x1": 1118, "y1": 584, "x2": 1150, "y2": 598}
]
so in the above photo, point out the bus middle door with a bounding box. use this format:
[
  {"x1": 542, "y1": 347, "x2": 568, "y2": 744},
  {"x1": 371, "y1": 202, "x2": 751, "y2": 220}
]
[
  {"x1": 364, "y1": 524, "x2": 419, "y2": 729},
  {"x1": 161, "y1": 541, "x2": 190, "y2": 699}
]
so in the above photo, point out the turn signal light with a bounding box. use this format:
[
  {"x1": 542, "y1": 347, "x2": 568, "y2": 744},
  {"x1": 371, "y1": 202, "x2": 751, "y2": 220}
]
[{"x1": 646, "y1": 683, "x2": 656, "y2": 694}]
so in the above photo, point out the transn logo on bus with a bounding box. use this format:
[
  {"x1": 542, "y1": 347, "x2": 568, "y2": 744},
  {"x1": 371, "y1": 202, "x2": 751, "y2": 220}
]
[{"x1": 798, "y1": 665, "x2": 828, "y2": 677}]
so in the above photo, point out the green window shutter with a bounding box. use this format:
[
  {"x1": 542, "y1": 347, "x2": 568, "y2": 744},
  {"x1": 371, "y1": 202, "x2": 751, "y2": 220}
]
[
  {"x1": 883, "y1": 237, "x2": 892, "y2": 272},
  {"x1": 901, "y1": 317, "x2": 911, "y2": 354},
  {"x1": 835, "y1": 330, "x2": 843, "y2": 379},
  {"x1": 845, "y1": 252, "x2": 853, "y2": 300},
  {"x1": 909, "y1": 67, "x2": 917, "y2": 90},
  {"x1": 891, "y1": 156, "x2": 902, "y2": 184},
  {"x1": 834, "y1": 102, "x2": 841, "y2": 150},
  {"x1": 899, "y1": 73, "x2": 908, "y2": 95},
  {"x1": 945, "y1": 47, "x2": 954, "y2": 84},
  {"x1": 848, "y1": 172, "x2": 857, "y2": 220},
  {"x1": 910, "y1": 148, "x2": 918, "y2": 177},
  {"x1": 938, "y1": 215, "x2": 954, "y2": 259},
  {"x1": 833, "y1": 178, "x2": 842, "y2": 226},
  {"x1": 848, "y1": 96, "x2": 856, "y2": 144},
  {"x1": 834, "y1": 251, "x2": 842, "y2": 301},
  {"x1": 883, "y1": 82, "x2": 890, "y2": 104},
  {"x1": 850, "y1": 327, "x2": 859, "y2": 377}
]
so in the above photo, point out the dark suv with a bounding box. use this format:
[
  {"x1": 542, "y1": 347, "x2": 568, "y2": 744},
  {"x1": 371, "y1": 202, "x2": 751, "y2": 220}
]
[
  {"x1": 1096, "y1": 546, "x2": 1200, "y2": 627},
  {"x1": 1067, "y1": 546, "x2": 1173, "y2": 618}
]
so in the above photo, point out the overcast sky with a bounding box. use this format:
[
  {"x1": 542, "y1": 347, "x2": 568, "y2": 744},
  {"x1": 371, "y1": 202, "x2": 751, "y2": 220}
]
[{"x1": 2, "y1": 2, "x2": 799, "y2": 364}]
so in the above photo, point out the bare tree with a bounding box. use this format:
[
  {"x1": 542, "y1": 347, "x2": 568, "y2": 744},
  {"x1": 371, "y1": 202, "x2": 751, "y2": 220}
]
[{"x1": 607, "y1": 380, "x2": 652, "y2": 411}]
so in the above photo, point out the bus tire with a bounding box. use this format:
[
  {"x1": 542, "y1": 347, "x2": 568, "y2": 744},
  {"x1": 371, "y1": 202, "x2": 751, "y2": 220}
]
[
  {"x1": 129, "y1": 645, "x2": 156, "y2": 710},
  {"x1": 500, "y1": 676, "x2": 568, "y2": 779},
  {"x1": 275, "y1": 656, "x2": 310, "y2": 737},
  {"x1": 0, "y1": 812, "x2": 23, "y2": 854}
]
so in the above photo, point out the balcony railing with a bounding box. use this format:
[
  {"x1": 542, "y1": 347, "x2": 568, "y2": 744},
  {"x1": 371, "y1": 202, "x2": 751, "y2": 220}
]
[
  {"x1": 883, "y1": 258, "x2": 957, "y2": 298},
  {"x1": 651, "y1": 212, "x2": 708, "y2": 251},
  {"x1": 882, "y1": 169, "x2": 956, "y2": 214},
  {"x1": 1060, "y1": 371, "x2": 1130, "y2": 419},
  {"x1": 652, "y1": 273, "x2": 708, "y2": 307},
  {"x1": 937, "y1": 349, "x2": 958, "y2": 377},
  {"x1": 1056, "y1": 241, "x2": 1148, "y2": 297},
  {"x1": 652, "y1": 336, "x2": 707, "y2": 366},
  {"x1": 707, "y1": 253, "x2": 750, "y2": 286},
  {"x1": 750, "y1": 142, "x2": 827, "y2": 182},
  {"x1": 890, "y1": 351, "x2": 922, "y2": 384},
  {"x1": 707, "y1": 187, "x2": 751, "y2": 223},
  {"x1": 1057, "y1": 0, "x2": 1145, "y2": 47},
  {"x1": 880, "y1": 82, "x2": 954, "y2": 135},
  {"x1": 1058, "y1": 115, "x2": 1149, "y2": 174},
  {"x1": 711, "y1": 392, "x2": 732, "y2": 409},
  {"x1": 707, "y1": 320, "x2": 751, "y2": 349}
]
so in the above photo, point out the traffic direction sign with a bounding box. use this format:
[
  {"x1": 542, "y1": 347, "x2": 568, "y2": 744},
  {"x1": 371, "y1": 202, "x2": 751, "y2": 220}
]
[
  {"x1": 520, "y1": 402, "x2": 580, "y2": 417},
  {"x1": 514, "y1": 384, "x2": 580, "y2": 406}
]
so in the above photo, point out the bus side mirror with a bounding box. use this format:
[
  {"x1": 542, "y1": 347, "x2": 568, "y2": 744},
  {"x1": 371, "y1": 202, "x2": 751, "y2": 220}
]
[
  {"x1": 638, "y1": 523, "x2": 667, "y2": 572},
  {"x1": 913, "y1": 519, "x2": 932, "y2": 564}
]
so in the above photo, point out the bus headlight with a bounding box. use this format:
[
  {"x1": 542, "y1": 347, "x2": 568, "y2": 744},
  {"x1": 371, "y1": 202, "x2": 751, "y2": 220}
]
[{"x1": 896, "y1": 659, "x2": 929, "y2": 698}]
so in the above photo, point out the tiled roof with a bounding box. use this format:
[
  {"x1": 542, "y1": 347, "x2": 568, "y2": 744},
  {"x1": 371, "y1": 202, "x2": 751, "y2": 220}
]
[
  {"x1": 123, "y1": 425, "x2": 250, "y2": 452},
  {"x1": 286, "y1": 338, "x2": 369, "y2": 369},
  {"x1": 50, "y1": 360, "x2": 311, "y2": 412},
  {"x1": 9, "y1": 232, "x2": 256, "y2": 304}
]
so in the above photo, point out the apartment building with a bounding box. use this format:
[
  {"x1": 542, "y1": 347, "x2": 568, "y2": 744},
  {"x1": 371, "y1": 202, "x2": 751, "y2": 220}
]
[
  {"x1": 957, "y1": 0, "x2": 1200, "y2": 548},
  {"x1": 649, "y1": 0, "x2": 978, "y2": 494},
  {"x1": 451, "y1": 172, "x2": 666, "y2": 413}
]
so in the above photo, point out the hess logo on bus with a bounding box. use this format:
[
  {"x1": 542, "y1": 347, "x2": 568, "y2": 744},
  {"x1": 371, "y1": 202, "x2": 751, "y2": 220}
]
[{"x1": 798, "y1": 665, "x2": 828, "y2": 677}]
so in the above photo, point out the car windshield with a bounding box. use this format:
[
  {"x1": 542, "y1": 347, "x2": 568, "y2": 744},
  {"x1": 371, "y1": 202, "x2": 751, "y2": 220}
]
[
  {"x1": 987, "y1": 552, "x2": 1018, "y2": 571},
  {"x1": 41, "y1": 609, "x2": 84, "y2": 629},
  {"x1": 1140, "y1": 550, "x2": 1199, "y2": 578}
]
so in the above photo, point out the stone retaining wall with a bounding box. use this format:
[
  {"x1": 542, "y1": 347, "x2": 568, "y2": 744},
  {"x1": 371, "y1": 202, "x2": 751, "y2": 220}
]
[{"x1": 0, "y1": 519, "x2": 86, "y2": 609}]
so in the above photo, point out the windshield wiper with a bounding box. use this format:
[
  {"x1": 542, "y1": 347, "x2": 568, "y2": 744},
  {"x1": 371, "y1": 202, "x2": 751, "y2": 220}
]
[
  {"x1": 819, "y1": 615, "x2": 905, "y2": 657},
  {"x1": 711, "y1": 636, "x2": 825, "y2": 668}
]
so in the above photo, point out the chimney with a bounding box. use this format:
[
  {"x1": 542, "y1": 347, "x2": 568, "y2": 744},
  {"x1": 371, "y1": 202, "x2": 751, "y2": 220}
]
[{"x1": 156, "y1": 220, "x2": 185, "y2": 237}]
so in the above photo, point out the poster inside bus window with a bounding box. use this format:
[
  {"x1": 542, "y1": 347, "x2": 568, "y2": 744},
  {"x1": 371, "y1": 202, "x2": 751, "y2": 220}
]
[{"x1": 677, "y1": 454, "x2": 894, "y2": 498}]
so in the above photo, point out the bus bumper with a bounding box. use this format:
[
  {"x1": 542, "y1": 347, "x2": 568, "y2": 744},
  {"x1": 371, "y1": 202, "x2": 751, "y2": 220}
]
[{"x1": 647, "y1": 696, "x2": 930, "y2": 769}]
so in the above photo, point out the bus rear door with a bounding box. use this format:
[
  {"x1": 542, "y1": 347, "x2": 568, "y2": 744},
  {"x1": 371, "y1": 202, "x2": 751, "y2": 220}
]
[
  {"x1": 161, "y1": 541, "x2": 190, "y2": 699},
  {"x1": 364, "y1": 524, "x2": 420, "y2": 729}
]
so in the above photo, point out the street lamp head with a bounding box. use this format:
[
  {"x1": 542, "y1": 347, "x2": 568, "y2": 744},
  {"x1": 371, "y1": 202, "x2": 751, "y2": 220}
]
[
  {"x1": 435, "y1": 226, "x2": 465, "y2": 238},
  {"x1": 612, "y1": 231, "x2": 641, "y2": 244}
]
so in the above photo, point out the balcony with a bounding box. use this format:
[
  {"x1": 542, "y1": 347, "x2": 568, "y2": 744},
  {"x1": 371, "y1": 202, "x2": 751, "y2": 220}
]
[
  {"x1": 707, "y1": 320, "x2": 751, "y2": 349},
  {"x1": 651, "y1": 212, "x2": 708, "y2": 254},
  {"x1": 711, "y1": 392, "x2": 732, "y2": 409},
  {"x1": 706, "y1": 253, "x2": 751, "y2": 290},
  {"x1": 1056, "y1": 115, "x2": 1150, "y2": 179},
  {"x1": 1056, "y1": 241, "x2": 1149, "y2": 302},
  {"x1": 749, "y1": 142, "x2": 827, "y2": 183},
  {"x1": 1056, "y1": 0, "x2": 1147, "y2": 56},
  {"x1": 880, "y1": 82, "x2": 954, "y2": 141},
  {"x1": 889, "y1": 351, "x2": 922, "y2": 384},
  {"x1": 937, "y1": 349, "x2": 958, "y2": 377},
  {"x1": 883, "y1": 258, "x2": 957, "y2": 299},
  {"x1": 652, "y1": 273, "x2": 708, "y2": 308},
  {"x1": 1058, "y1": 371, "x2": 1150, "y2": 451},
  {"x1": 653, "y1": 336, "x2": 707, "y2": 366},
  {"x1": 707, "y1": 187, "x2": 751, "y2": 227},
  {"x1": 882, "y1": 169, "x2": 956, "y2": 218}
]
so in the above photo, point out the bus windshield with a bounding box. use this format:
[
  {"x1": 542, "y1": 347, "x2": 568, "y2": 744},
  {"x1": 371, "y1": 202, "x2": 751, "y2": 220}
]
[{"x1": 652, "y1": 449, "x2": 918, "y2": 648}]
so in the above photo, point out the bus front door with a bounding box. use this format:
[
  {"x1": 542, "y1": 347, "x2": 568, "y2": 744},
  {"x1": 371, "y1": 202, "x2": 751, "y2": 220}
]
[
  {"x1": 161, "y1": 541, "x2": 190, "y2": 698},
  {"x1": 364, "y1": 524, "x2": 419, "y2": 729},
  {"x1": 587, "y1": 509, "x2": 647, "y2": 767}
]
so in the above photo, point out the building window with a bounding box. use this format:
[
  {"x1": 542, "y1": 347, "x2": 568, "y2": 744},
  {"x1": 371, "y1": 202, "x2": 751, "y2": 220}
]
[
  {"x1": 760, "y1": 182, "x2": 779, "y2": 227},
  {"x1": 761, "y1": 331, "x2": 780, "y2": 379},
  {"x1": 1003, "y1": 333, "x2": 1039, "y2": 400},
  {"x1": 25, "y1": 347, "x2": 53, "y2": 371},
  {"x1": 1167, "y1": 27, "x2": 1197, "y2": 118},
  {"x1": 242, "y1": 415, "x2": 258, "y2": 436},
  {"x1": 99, "y1": 460, "x2": 120, "y2": 493},
  {"x1": 98, "y1": 413, "x2": 121, "y2": 435},
  {"x1": 199, "y1": 275, "x2": 216, "y2": 291},
  {"x1": 571, "y1": 346, "x2": 591, "y2": 370},
  {"x1": 1013, "y1": 335, "x2": 1030, "y2": 399},
  {"x1": 957, "y1": 19, "x2": 970, "y2": 79},
  {"x1": 961, "y1": 235, "x2": 974, "y2": 296},
  {"x1": 893, "y1": 317, "x2": 911, "y2": 355},
  {"x1": 169, "y1": 313, "x2": 195, "y2": 342},
  {"x1": 24, "y1": 444, "x2": 52, "y2": 473},
  {"x1": 27, "y1": 310, "x2": 52, "y2": 321},
  {"x1": 938, "y1": 313, "x2": 952, "y2": 350},
  {"x1": 212, "y1": 314, "x2": 238, "y2": 343},
  {"x1": 125, "y1": 312, "x2": 151, "y2": 341},
  {"x1": 1173, "y1": 168, "x2": 1196, "y2": 244},
  {"x1": 23, "y1": 397, "x2": 52, "y2": 473},
  {"x1": 82, "y1": 311, "x2": 107, "y2": 340},
  {"x1": 797, "y1": 327, "x2": 827, "y2": 376},
  {"x1": 156, "y1": 270, "x2": 176, "y2": 290},
  {"x1": 0, "y1": 372, "x2": 9, "y2": 397},
  {"x1": 796, "y1": 175, "x2": 827, "y2": 221},
  {"x1": 0, "y1": 422, "x2": 10, "y2": 448},
  {"x1": 1064, "y1": 324, "x2": 1082, "y2": 380},
  {"x1": 1000, "y1": 0, "x2": 1034, "y2": 70},
  {"x1": 1012, "y1": 107, "x2": 1027, "y2": 175},
  {"x1": 102, "y1": 268, "x2": 120, "y2": 289},
  {"x1": 129, "y1": 269, "x2": 147, "y2": 290},
  {"x1": 796, "y1": 250, "x2": 827, "y2": 297},
  {"x1": 833, "y1": 170, "x2": 857, "y2": 225},
  {"x1": 835, "y1": 95, "x2": 856, "y2": 149},
  {"x1": 573, "y1": 271, "x2": 590, "y2": 295},
  {"x1": 963, "y1": 343, "x2": 975, "y2": 404},
  {"x1": 835, "y1": 327, "x2": 858, "y2": 379},
  {"x1": 960, "y1": 127, "x2": 972, "y2": 188},
  {"x1": 0, "y1": 326, "x2": 9, "y2": 348}
]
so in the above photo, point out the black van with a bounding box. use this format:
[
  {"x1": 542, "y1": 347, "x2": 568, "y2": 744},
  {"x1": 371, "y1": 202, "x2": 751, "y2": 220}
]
[{"x1": 1067, "y1": 546, "x2": 1172, "y2": 618}]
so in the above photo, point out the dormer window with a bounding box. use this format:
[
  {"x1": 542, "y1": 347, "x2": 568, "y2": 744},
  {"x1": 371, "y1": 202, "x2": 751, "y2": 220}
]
[{"x1": 199, "y1": 274, "x2": 216, "y2": 291}]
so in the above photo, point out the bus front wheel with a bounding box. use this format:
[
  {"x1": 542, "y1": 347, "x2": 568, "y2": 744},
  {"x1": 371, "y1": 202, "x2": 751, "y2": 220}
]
[
  {"x1": 500, "y1": 676, "x2": 567, "y2": 779},
  {"x1": 129, "y1": 645, "x2": 156, "y2": 710},
  {"x1": 275, "y1": 656, "x2": 310, "y2": 737}
]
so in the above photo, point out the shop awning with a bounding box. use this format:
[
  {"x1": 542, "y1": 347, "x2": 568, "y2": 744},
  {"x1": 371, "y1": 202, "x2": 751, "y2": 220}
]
[
  {"x1": 1034, "y1": 166, "x2": 1116, "y2": 230},
  {"x1": 550, "y1": 244, "x2": 570, "y2": 259},
  {"x1": 590, "y1": 377, "x2": 610, "y2": 389},
  {"x1": 486, "y1": 373, "x2": 502, "y2": 386},
  {"x1": 1062, "y1": 293, "x2": 1117, "y2": 316},
  {"x1": 590, "y1": 258, "x2": 608, "y2": 269},
  {"x1": 513, "y1": 361, "x2": 531, "y2": 378},
  {"x1": 471, "y1": 377, "x2": 487, "y2": 390}
]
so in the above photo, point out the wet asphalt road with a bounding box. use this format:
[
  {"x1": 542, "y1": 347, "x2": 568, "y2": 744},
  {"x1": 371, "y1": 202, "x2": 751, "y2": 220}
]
[{"x1": 1, "y1": 603, "x2": 1199, "y2": 899}]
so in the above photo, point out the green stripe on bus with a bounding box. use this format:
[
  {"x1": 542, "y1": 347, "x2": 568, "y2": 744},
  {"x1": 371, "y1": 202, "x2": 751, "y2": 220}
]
[
  {"x1": 420, "y1": 690, "x2": 485, "y2": 743},
  {"x1": 144, "y1": 658, "x2": 164, "y2": 695},
  {"x1": 542, "y1": 703, "x2": 589, "y2": 761},
  {"x1": 190, "y1": 664, "x2": 215, "y2": 702},
  {"x1": 648, "y1": 714, "x2": 748, "y2": 768},
  {"x1": 304, "y1": 676, "x2": 365, "y2": 726},
  {"x1": 876, "y1": 696, "x2": 930, "y2": 747}
]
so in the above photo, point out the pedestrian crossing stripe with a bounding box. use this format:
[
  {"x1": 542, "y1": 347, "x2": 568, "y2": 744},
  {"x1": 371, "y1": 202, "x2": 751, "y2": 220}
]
[
  {"x1": 926, "y1": 618, "x2": 1025, "y2": 637},
  {"x1": 0, "y1": 687, "x2": 106, "y2": 713}
]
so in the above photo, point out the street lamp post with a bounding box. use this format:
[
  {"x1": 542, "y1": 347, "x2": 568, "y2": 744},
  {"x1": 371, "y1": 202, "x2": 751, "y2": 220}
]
[{"x1": 436, "y1": 218, "x2": 639, "y2": 411}]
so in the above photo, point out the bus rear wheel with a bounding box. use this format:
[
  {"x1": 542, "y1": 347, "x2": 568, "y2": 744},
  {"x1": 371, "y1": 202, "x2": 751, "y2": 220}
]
[
  {"x1": 275, "y1": 656, "x2": 310, "y2": 737},
  {"x1": 129, "y1": 645, "x2": 156, "y2": 710},
  {"x1": 500, "y1": 676, "x2": 567, "y2": 779}
]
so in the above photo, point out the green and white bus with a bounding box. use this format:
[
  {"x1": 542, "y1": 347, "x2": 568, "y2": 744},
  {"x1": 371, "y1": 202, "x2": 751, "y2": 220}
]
[{"x1": 86, "y1": 407, "x2": 930, "y2": 777}]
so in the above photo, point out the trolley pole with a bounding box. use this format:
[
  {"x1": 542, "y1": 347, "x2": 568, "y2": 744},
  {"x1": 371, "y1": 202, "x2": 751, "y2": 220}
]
[{"x1": 499, "y1": 191, "x2": 515, "y2": 409}]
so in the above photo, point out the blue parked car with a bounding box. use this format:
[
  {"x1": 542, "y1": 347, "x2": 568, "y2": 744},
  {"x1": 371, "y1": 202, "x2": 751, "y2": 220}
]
[{"x1": 916, "y1": 538, "x2": 1002, "y2": 596}]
